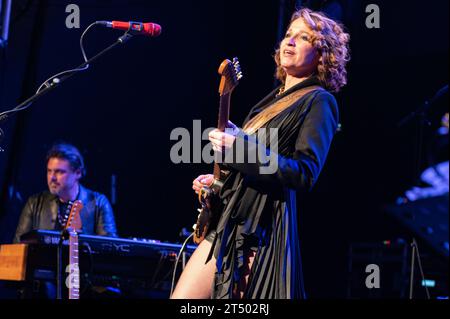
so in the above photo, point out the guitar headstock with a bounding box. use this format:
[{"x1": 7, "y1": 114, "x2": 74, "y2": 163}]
[
  {"x1": 64, "y1": 200, "x2": 83, "y2": 233},
  {"x1": 218, "y1": 57, "x2": 243, "y2": 96}
]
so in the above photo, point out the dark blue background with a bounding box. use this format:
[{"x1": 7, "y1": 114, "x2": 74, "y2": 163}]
[{"x1": 0, "y1": 0, "x2": 448, "y2": 297}]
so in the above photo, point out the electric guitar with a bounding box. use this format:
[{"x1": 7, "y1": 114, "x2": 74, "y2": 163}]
[
  {"x1": 193, "y1": 57, "x2": 243, "y2": 244},
  {"x1": 64, "y1": 200, "x2": 83, "y2": 299}
]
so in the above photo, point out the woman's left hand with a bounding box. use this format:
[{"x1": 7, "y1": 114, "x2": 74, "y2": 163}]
[{"x1": 208, "y1": 121, "x2": 239, "y2": 152}]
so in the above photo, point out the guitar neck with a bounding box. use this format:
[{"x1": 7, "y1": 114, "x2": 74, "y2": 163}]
[
  {"x1": 217, "y1": 92, "x2": 230, "y2": 131},
  {"x1": 214, "y1": 92, "x2": 231, "y2": 180},
  {"x1": 68, "y1": 232, "x2": 80, "y2": 299}
]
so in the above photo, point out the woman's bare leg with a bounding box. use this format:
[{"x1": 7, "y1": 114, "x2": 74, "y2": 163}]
[{"x1": 171, "y1": 239, "x2": 216, "y2": 299}]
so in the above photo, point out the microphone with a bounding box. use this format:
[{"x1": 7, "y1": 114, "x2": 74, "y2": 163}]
[{"x1": 96, "y1": 20, "x2": 161, "y2": 37}]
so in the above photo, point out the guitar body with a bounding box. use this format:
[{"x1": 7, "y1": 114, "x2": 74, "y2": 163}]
[
  {"x1": 194, "y1": 187, "x2": 213, "y2": 243},
  {"x1": 193, "y1": 58, "x2": 242, "y2": 244}
]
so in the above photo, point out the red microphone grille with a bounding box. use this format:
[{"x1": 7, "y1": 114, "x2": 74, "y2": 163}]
[{"x1": 143, "y1": 23, "x2": 162, "y2": 37}]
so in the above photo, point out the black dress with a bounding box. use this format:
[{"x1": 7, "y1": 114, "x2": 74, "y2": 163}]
[{"x1": 206, "y1": 76, "x2": 339, "y2": 299}]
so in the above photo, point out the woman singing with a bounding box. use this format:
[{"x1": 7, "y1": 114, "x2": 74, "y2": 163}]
[{"x1": 172, "y1": 7, "x2": 350, "y2": 299}]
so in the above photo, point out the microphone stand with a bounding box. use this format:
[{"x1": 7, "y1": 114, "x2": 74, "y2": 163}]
[
  {"x1": 0, "y1": 32, "x2": 134, "y2": 145},
  {"x1": 398, "y1": 84, "x2": 448, "y2": 185},
  {"x1": 397, "y1": 84, "x2": 448, "y2": 299}
]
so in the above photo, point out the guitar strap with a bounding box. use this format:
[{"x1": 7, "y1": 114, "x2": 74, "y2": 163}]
[{"x1": 243, "y1": 85, "x2": 322, "y2": 135}]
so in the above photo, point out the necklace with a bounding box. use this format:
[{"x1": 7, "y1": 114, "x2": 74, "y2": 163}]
[
  {"x1": 276, "y1": 86, "x2": 285, "y2": 97},
  {"x1": 58, "y1": 200, "x2": 73, "y2": 227},
  {"x1": 57, "y1": 187, "x2": 80, "y2": 227}
]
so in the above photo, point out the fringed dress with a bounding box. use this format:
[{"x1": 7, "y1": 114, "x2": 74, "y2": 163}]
[{"x1": 206, "y1": 77, "x2": 339, "y2": 299}]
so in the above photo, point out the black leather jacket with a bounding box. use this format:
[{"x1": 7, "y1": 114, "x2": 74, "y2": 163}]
[{"x1": 13, "y1": 185, "x2": 118, "y2": 243}]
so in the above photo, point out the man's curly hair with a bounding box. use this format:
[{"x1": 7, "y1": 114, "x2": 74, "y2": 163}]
[{"x1": 274, "y1": 8, "x2": 350, "y2": 92}]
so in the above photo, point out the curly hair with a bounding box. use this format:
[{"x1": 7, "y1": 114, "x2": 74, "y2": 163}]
[{"x1": 274, "y1": 8, "x2": 350, "y2": 92}]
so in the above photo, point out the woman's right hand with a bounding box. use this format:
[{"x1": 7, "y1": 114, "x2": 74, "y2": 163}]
[{"x1": 192, "y1": 174, "x2": 214, "y2": 194}]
